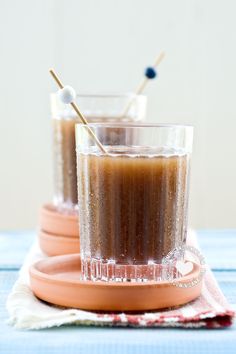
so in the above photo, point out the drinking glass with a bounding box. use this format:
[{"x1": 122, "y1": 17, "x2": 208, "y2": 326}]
[
  {"x1": 76, "y1": 123, "x2": 193, "y2": 282},
  {"x1": 51, "y1": 93, "x2": 146, "y2": 212}
]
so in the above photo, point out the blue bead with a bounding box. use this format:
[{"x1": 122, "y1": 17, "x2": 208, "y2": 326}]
[{"x1": 145, "y1": 67, "x2": 157, "y2": 79}]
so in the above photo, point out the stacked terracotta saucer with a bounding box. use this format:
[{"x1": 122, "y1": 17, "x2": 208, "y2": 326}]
[{"x1": 39, "y1": 204, "x2": 80, "y2": 256}]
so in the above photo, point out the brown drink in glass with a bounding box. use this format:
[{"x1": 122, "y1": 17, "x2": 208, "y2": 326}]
[
  {"x1": 51, "y1": 94, "x2": 146, "y2": 212},
  {"x1": 76, "y1": 123, "x2": 193, "y2": 282}
]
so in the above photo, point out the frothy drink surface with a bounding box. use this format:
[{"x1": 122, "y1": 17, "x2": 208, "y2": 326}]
[{"x1": 77, "y1": 147, "x2": 190, "y2": 267}]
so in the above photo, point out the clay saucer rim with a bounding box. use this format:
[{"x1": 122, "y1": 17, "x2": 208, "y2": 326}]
[
  {"x1": 40, "y1": 229, "x2": 78, "y2": 240},
  {"x1": 30, "y1": 253, "x2": 201, "y2": 289},
  {"x1": 42, "y1": 203, "x2": 77, "y2": 221}
]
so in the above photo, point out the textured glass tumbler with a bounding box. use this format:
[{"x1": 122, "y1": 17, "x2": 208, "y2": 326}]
[
  {"x1": 51, "y1": 94, "x2": 146, "y2": 212},
  {"x1": 76, "y1": 123, "x2": 193, "y2": 282}
]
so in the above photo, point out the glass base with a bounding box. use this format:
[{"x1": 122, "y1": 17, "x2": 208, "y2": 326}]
[{"x1": 81, "y1": 258, "x2": 178, "y2": 282}]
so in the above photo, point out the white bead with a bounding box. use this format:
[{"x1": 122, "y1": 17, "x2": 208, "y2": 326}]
[{"x1": 57, "y1": 85, "x2": 76, "y2": 104}]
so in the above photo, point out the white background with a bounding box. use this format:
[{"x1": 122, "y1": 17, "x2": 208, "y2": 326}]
[{"x1": 0, "y1": 0, "x2": 235, "y2": 229}]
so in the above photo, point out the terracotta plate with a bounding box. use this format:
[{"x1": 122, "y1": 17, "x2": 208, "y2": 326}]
[
  {"x1": 30, "y1": 254, "x2": 202, "y2": 312},
  {"x1": 39, "y1": 230, "x2": 80, "y2": 256},
  {"x1": 40, "y1": 204, "x2": 79, "y2": 237}
]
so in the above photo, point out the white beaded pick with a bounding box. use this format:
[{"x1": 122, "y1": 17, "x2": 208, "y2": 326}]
[
  {"x1": 50, "y1": 69, "x2": 107, "y2": 153},
  {"x1": 57, "y1": 85, "x2": 76, "y2": 104}
]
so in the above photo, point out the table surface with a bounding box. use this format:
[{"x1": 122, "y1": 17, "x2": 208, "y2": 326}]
[{"x1": 0, "y1": 230, "x2": 236, "y2": 354}]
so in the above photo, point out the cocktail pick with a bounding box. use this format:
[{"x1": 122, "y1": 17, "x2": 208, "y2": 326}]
[
  {"x1": 49, "y1": 69, "x2": 107, "y2": 154},
  {"x1": 122, "y1": 51, "x2": 165, "y2": 117}
]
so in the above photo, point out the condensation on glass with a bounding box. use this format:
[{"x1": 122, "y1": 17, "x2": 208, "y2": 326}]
[
  {"x1": 51, "y1": 94, "x2": 147, "y2": 212},
  {"x1": 76, "y1": 123, "x2": 193, "y2": 282}
]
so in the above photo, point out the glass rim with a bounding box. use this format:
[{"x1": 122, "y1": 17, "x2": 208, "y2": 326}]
[
  {"x1": 76, "y1": 122, "x2": 194, "y2": 129},
  {"x1": 50, "y1": 92, "x2": 147, "y2": 99}
]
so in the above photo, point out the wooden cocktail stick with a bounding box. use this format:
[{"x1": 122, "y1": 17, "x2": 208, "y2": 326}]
[
  {"x1": 49, "y1": 69, "x2": 107, "y2": 154},
  {"x1": 122, "y1": 51, "x2": 165, "y2": 117}
]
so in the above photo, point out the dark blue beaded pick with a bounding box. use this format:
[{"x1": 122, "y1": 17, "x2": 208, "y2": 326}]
[{"x1": 145, "y1": 67, "x2": 157, "y2": 79}]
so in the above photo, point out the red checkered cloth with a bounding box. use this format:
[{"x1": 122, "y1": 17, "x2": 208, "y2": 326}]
[{"x1": 95, "y1": 266, "x2": 234, "y2": 328}]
